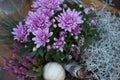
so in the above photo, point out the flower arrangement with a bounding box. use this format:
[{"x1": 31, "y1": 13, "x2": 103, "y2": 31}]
[{"x1": 0, "y1": 0, "x2": 99, "y2": 80}]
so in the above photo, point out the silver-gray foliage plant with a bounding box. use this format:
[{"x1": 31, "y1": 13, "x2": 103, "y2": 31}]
[{"x1": 85, "y1": 9, "x2": 120, "y2": 80}]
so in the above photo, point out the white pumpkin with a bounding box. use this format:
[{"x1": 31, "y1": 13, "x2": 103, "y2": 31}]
[{"x1": 43, "y1": 62, "x2": 66, "y2": 80}]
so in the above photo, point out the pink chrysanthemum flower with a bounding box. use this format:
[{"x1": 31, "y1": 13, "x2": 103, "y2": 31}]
[
  {"x1": 37, "y1": 8, "x2": 54, "y2": 17},
  {"x1": 56, "y1": 8, "x2": 84, "y2": 32},
  {"x1": 53, "y1": 37, "x2": 66, "y2": 52},
  {"x1": 32, "y1": 0, "x2": 64, "y2": 11},
  {"x1": 26, "y1": 11, "x2": 51, "y2": 32},
  {"x1": 12, "y1": 22, "x2": 29, "y2": 42},
  {"x1": 32, "y1": 29, "x2": 53, "y2": 48},
  {"x1": 71, "y1": 26, "x2": 82, "y2": 35}
]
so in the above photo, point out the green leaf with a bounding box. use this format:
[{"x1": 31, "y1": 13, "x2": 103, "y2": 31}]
[
  {"x1": 37, "y1": 47, "x2": 45, "y2": 57},
  {"x1": 28, "y1": 52, "x2": 36, "y2": 57},
  {"x1": 19, "y1": 45, "x2": 36, "y2": 57}
]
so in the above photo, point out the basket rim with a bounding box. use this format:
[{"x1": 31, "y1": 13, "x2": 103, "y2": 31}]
[{"x1": 81, "y1": 0, "x2": 120, "y2": 16}]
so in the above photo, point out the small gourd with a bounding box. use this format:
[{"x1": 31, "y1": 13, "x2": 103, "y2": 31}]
[{"x1": 43, "y1": 62, "x2": 66, "y2": 80}]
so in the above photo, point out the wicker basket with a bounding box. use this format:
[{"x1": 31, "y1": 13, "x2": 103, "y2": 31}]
[{"x1": 81, "y1": 0, "x2": 120, "y2": 16}]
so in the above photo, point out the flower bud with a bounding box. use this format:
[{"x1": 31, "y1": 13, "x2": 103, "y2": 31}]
[
  {"x1": 79, "y1": 5, "x2": 83, "y2": 8},
  {"x1": 63, "y1": 4, "x2": 67, "y2": 8},
  {"x1": 91, "y1": 20, "x2": 97, "y2": 25},
  {"x1": 33, "y1": 47, "x2": 37, "y2": 52},
  {"x1": 53, "y1": 24, "x2": 57, "y2": 28}
]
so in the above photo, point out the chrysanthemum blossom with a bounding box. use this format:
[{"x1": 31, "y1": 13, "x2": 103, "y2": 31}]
[
  {"x1": 32, "y1": 29, "x2": 53, "y2": 48},
  {"x1": 56, "y1": 8, "x2": 84, "y2": 32},
  {"x1": 32, "y1": 0, "x2": 64, "y2": 11},
  {"x1": 37, "y1": 8, "x2": 54, "y2": 17},
  {"x1": 71, "y1": 26, "x2": 82, "y2": 35},
  {"x1": 32, "y1": 0, "x2": 40, "y2": 9},
  {"x1": 53, "y1": 37, "x2": 66, "y2": 52},
  {"x1": 12, "y1": 22, "x2": 29, "y2": 42},
  {"x1": 26, "y1": 11, "x2": 51, "y2": 32}
]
